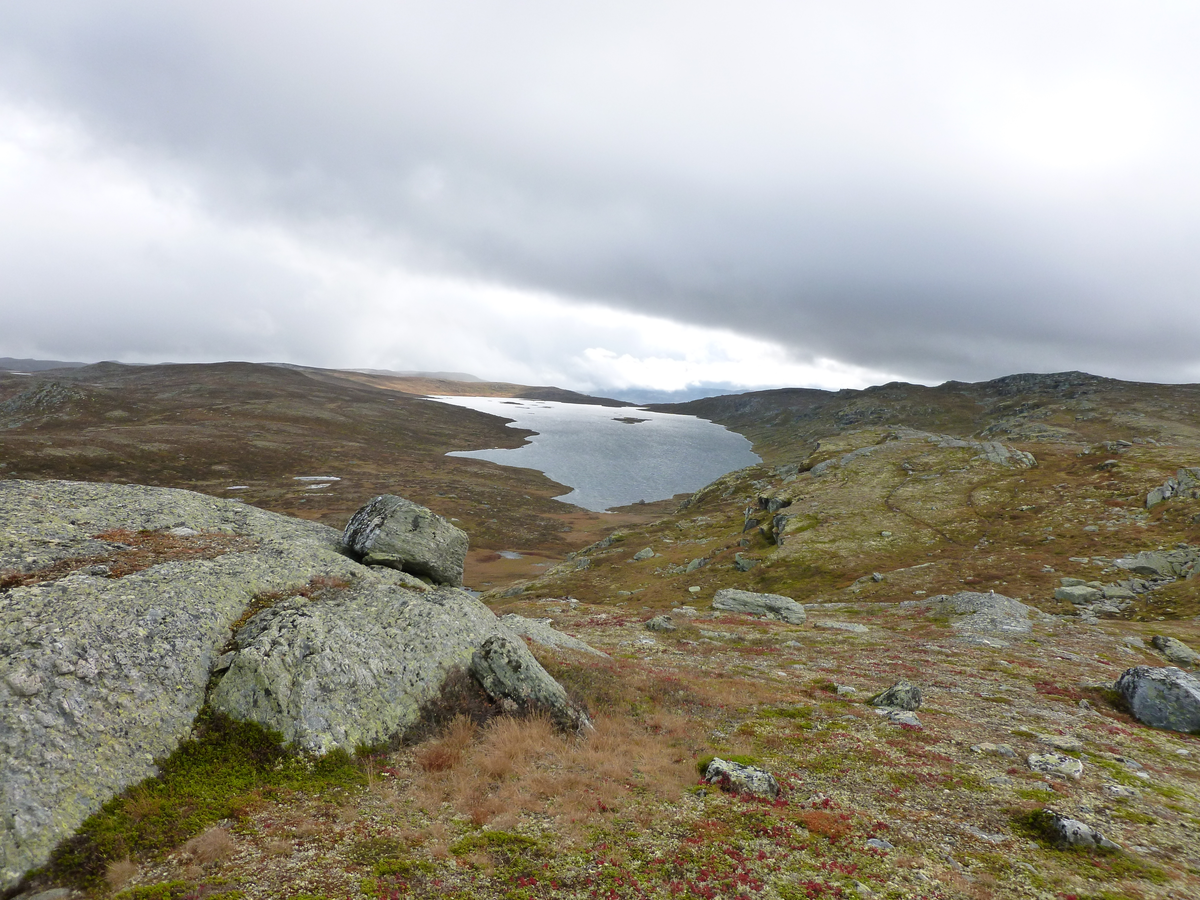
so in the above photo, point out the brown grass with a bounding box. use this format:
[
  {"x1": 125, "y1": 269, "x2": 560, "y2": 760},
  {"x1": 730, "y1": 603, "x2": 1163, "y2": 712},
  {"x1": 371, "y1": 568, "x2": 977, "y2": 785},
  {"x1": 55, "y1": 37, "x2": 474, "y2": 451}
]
[
  {"x1": 104, "y1": 857, "x2": 138, "y2": 891},
  {"x1": 406, "y1": 706, "x2": 699, "y2": 840},
  {"x1": 182, "y1": 826, "x2": 236, "y2": 865}
]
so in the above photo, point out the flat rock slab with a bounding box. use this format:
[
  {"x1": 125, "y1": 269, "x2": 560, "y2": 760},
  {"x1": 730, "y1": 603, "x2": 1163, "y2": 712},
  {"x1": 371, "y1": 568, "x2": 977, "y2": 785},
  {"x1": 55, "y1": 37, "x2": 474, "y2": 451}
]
[
  {"x1": 812, "y1": 621, "x2": 869, "y2": 634},
  {"x1": 918, "y1": 591, "x2": 1048, "y2": 635},
  {"x1": 1115, "y1": 666, "x2": 1200, "y2": 734},
  {"x1": 498, "y1": 614, "x2": 608, "y2": 657},
  {"x1": 713, "y1": 588, "x2": 806, "y2": 625}
]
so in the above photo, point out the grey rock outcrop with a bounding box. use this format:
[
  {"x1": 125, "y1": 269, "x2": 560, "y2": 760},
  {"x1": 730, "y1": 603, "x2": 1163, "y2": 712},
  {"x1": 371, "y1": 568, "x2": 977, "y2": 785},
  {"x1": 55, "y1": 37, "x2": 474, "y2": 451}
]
[
  {"x1": 632, "y1": 547, "x2": 655, "y2": 561},
  {"x1": 916, "y1": 591, "x2": 1047, "y2": 636},
  {"x1": 870, "y1": 680, "x2": 922, "y2": 711},
  {"x1": 342, "y1": 494, "x2": 468, "y2": 586},
  {"x1": 1, "y1": 480, "x2": 367, "y2": 889},
  {"x1": 0, "y1": 479, "x2": 579, "y2": 891},
  {"x1": 1055, "y1": 584, "x2": 1103, "y2": 605},
  {"x1": 703, "y1": 758, "x2": 780, "y2": 799},
  {"x1": 1151, "y1": 635, "x2": 1199, "y2": 667},
  {"x1": 1146, "y1": 467, "x2": 1200, "y2": 508},
  {"x1": 1115, "y1": 666, "x2": 1200, "y2": 733},
  {"x1": 210, "y1": 584, "x2": 542, "y2": 753},
  {"x1": 713, "y1": 588, "x2": 806, "y2": 625},
  {"x1": 498, "y1": 614, "x2": 608, "y2": 657},
  {"x1": 1114, "y1": 547, "x2": 1199, "y2": 581}
]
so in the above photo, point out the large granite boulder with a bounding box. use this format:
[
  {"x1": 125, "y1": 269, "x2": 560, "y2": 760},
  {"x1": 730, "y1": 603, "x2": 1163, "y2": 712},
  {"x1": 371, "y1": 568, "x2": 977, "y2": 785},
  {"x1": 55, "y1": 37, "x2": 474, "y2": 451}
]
[
  {"x1": 712, "y1": 588, "x2": 806, "y2": 625},
  {"x1": 1115, "y1": 666, "x2": 1200, "y2": 734},
  {"x1": 211, "y1": 590, "x2": 589, "y2": 751},
  {"x1": 1146, "y1": 467, "x2": 1200, "y2": 508},
  {"x1": 342, "y1": 494, "x2": 468, "y2": 586}
]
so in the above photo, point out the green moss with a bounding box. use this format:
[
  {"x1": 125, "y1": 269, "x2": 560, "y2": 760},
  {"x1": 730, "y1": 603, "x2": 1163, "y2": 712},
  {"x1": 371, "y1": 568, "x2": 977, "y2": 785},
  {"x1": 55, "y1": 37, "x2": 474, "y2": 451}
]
[
  {"x1": 695, "y1": 753, "x2": 761, "y2": 776},
  {"x1": 112, "y1": 883, "x2": 194, "y2": 900},
  {"x1": 759, "y1": 705, "x2": 813, "y2": 721},
  {"x1": 1112, "y1": 808, "x2": 1157, "y2": 825},
  {"x1": 37, "y1": 709, "x2": 363, "y2": 890},
  {"x1": 112, "y1": 886, "x2": 245, "y2": 900},
  {"x1": 450, "y1": 830, "x2": 543, "y2": 857},
  {"x1": 1091, "y1": 757, "x2": 1144, "y2": 787},
  {"x1": 372, "y1": 858, "x2": 435, "y2": 877},
  {"x1": 1015, "y1": 788, "x2": 1059, "y2": 803},
  {"x1": 1150, "y1": 782, "x2": 1187, "y2": 800},
  {"x1": 348, "y1": 836, "x2": 404, "y2": 865}
]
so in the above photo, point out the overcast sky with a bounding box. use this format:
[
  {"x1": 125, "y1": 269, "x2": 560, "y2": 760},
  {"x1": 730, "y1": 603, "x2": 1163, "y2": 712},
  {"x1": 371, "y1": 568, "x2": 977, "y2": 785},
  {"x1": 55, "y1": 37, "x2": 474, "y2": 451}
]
[{"x1": 1, "y1": 2, "x2": 1198, "y2": 397}]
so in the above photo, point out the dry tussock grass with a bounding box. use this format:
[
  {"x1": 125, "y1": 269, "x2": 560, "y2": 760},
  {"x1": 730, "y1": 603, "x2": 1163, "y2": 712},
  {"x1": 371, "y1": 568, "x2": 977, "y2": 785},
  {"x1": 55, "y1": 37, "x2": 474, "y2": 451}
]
[
  {"x1": 104, "y1": 857, "x2": 138, "y2": 891},
  {"x1": 405, "y1": 705, "x2": 699, "y2": 843},
  {"x1": 182, "y1": 825, "x2": 236, "y2": 865}
]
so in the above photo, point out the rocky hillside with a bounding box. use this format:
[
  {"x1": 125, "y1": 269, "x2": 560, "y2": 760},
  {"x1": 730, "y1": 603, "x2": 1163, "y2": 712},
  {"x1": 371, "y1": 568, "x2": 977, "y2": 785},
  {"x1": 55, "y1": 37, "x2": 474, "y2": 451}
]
[{"x1": 2, "y1": 366, "x2": 1199, "y2": 900}]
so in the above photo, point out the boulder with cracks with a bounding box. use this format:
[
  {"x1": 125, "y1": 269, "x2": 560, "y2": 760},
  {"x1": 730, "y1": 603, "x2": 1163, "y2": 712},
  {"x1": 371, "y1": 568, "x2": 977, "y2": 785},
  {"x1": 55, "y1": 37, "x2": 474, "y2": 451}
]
[{"x1": 0, "y1": 480, "x2": 581, "y2": 891}]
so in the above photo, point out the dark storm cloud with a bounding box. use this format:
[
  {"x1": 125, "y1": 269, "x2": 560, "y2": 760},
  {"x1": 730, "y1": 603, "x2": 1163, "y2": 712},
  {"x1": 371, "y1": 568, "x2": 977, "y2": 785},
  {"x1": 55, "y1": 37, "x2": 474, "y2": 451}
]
[{"x1": 2, "y1": 2, "x2": 1199, "y2": 386}]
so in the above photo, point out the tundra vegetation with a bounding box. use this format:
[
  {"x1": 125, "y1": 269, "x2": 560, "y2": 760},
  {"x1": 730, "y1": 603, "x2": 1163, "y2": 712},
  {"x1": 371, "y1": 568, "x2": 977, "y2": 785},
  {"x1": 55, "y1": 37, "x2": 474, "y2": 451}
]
[{"x1": 2, "y1": 363, "x2": 1199, "y2": 900}]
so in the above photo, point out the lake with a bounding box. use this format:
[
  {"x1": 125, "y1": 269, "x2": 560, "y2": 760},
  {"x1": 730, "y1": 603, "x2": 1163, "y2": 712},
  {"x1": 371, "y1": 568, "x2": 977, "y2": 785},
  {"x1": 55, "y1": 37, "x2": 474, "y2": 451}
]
[{"x1": 430, "y1": 396, "x2": 761, "y2": 512}]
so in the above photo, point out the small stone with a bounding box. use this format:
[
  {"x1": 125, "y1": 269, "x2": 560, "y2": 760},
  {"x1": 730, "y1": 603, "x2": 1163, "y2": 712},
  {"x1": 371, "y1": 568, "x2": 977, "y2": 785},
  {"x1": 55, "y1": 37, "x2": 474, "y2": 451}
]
[
  {"x1": 1027, "y1": 752, "x2": 1084, "y2": 780},
  {"x1": 875, "y1": 708, "x2": 921, "y2": 728},
  {"x1": 870, "y1": 680, "x2": 922, "y2": 711},
  {"x1": 688, "y1": 586, "x2": 702, "y2": 594},
  {"x1": 1103, "y1": 783, "x2": 1139, "y2": 798},
  {"x1": 1055, "y1": 584, "x2": 1103, "y2": 604},
  {"x1": 632, "y1": 547, "x2": 655, "y2": 561},
  {"x1": 1041, "y1": 811, "x2": 1122, "y2": 851},
  {"x1": 733, "y1": 553, "x2": 758, "y2": 572},
  {"x1": 703, "y1": 757, "x2": 780, "y2": 799},
  {"x1": 865, "y1": 838, "x2": 894, "y2": 851},
  {"x1": 644, "y1": 615, "x2": 676, "y2": 633},
  {"x1": 1151, "y1": 635, "x2": 1199, "y2": 667},
  {"x1": 835, "y1": 685, "x2": 858, "y2": 696}
]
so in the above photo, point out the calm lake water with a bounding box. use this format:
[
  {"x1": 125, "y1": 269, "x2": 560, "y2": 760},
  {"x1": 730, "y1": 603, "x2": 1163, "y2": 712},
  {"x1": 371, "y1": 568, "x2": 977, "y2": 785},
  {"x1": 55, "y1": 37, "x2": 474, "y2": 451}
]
[{"x1": 431, "y1": 396, "x2": 760, "y2": 512}]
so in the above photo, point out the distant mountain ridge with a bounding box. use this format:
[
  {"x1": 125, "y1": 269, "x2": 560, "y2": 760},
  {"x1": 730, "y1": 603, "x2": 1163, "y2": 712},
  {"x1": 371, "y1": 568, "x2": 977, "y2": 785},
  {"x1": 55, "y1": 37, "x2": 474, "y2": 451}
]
[{"x1": 0, "y1": 357, "x2": 88, "y2": 372}]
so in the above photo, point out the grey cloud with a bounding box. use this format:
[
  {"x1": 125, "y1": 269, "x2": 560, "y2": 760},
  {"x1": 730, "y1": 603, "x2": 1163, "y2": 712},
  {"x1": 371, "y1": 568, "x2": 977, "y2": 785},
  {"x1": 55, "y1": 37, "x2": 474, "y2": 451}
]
[{"x1": 2, "y1": 2, "x2": 1199, "y2": 385}]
